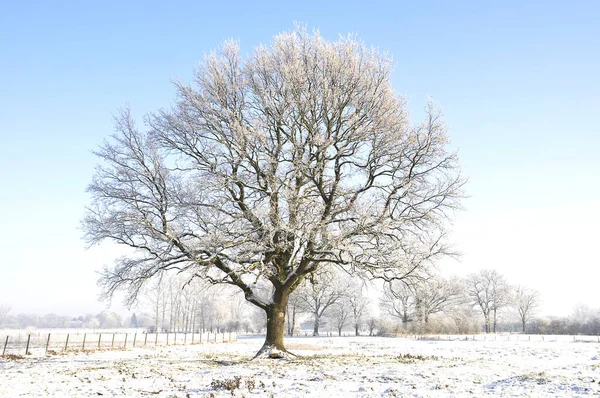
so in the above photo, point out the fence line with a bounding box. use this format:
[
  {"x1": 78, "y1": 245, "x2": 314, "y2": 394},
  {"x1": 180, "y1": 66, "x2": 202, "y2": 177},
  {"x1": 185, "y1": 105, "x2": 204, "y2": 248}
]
[{"x1": 0, "y1": 331, "x2": 237, "y2": 356}]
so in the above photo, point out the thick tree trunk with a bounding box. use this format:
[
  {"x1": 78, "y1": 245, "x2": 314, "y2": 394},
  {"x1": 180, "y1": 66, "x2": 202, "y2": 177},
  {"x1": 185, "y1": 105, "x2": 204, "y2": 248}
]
[
  {"x1": 355, "y1": 323, "x2": 359, "y2": 336},
  {"x1": 313, "y1": 316, "x2": 320, "y2": 336},
  {"x1": 254, "y1": 288, "x2": 291, "y2": 358},
  {"x1": 522, "y1": 318, "x2": 526, "y2": 333}
]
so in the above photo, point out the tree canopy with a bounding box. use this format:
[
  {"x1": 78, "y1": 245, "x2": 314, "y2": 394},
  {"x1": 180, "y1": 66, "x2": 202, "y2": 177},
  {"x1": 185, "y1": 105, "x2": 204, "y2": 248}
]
[{"x1": 83, "y1": 26, "x2": 464, "y2": 356}]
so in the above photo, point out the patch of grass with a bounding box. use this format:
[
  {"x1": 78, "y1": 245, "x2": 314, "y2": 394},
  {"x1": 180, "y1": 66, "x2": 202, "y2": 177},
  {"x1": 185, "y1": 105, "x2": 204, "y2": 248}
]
[
  {"x1": 1, "y1": 354, "x2": 25, "y2": 360},
  {"x1": 396, "y1": 353, "x2": 439, "y2": 363},
  {"x1": 519, "y1": 372, "x2": 548, "y2": 384}
]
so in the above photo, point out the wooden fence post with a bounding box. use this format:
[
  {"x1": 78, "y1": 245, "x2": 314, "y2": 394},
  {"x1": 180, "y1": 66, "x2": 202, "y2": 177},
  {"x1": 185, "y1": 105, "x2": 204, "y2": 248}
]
[
  {"x1": 174, "y1": 332, "x2": 177, "y2": 345},
  {"x1": 166, "y1": 332, "x2": 169, "y2": 345},
  {"x1": 155, "y1": 332, "x2": 158, "y2": 346},
  {"x1": 2, "y1": 336, "x2": 8, "y2": 356},
  {"x1": 82, "y1": 333, "x2": 87, "y2": 351},
  {"x1": 144, "y1": 333, "x2": 148, "y2": 347},
  {"x1": 98, "y1": 334, "x2": 102, "y2": 349},
  {"x1": 64, "y1": 334, "x2": 70, "y2": 351},
  {"x1": 25, "y1": 335, "x2": 31, "y2": 355},
  {"x1": 133, "y1": 333, "x2": 137, "y2": 347},
  {"x1": 45, "y1": 333, "x2": 51, "y2": 353},
  {"x1": 111, "y1": 333, "x2": 115, "y2": 348},
  {"x1": 124, "y1": 334, "x2": 128, "y2": 348},
  {"x1": 184, "y1": 332, "x2": 187, "y2": 345}
]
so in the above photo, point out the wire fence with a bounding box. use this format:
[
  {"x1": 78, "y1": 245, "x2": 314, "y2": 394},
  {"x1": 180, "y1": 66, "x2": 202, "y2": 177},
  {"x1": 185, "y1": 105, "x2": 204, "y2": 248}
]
[
  {"x1": 405, "y1": 333, "x2": 600, "y2": 343},
  {"x1": 1, "y1": 330, "x2": 237, "y2": 356}
]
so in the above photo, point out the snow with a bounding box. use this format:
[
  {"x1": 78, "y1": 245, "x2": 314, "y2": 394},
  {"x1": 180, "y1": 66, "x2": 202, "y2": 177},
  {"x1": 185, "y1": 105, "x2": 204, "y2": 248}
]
[{"x1": 1, "y1": 335, "x2": 599, "y2": 397}]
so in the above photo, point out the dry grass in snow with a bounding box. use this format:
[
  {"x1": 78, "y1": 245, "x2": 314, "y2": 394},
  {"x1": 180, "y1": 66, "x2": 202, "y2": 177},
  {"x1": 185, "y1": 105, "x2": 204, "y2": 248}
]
[{"x1": 1, "y1": 336, "x2": 599, "y2": 397}]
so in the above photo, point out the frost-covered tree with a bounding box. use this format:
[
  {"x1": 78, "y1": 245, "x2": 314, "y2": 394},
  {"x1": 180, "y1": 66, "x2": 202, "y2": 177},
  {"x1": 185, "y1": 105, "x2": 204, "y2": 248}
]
[
  {"x1": 467, "y1": 270, "x2": 510, "y2": 333},
  {"x1": 297, "y1": 270, "x2": 349, "y2": 336},
  {"x1": 413, "y1": 276, "x2": 464, "y2": 324},
  {"x1": 83, "y1": 26, "x2": 463, "y2": 357},
  {"x1": 381, "y1": 281, "x2": 415, "y2": 325},
  {"x1": 514, "y1": 285, "x2": 539, "y2": 333}
]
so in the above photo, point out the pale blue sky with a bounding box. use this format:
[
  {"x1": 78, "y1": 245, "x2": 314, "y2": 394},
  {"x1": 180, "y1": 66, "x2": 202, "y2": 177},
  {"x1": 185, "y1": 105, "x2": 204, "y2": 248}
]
[{"x1": 0, "y1": 1, "x2": 598, "y2": 317}]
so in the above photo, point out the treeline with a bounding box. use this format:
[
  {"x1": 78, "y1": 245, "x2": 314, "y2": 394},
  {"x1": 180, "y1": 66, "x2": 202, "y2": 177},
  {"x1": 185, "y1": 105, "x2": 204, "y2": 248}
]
[
  {"x1": 2, "y1": 269, "x2": 599, "y2": 336},
  {"x1": 0, "y1": 306, "x2": 146, "y2": 330}
]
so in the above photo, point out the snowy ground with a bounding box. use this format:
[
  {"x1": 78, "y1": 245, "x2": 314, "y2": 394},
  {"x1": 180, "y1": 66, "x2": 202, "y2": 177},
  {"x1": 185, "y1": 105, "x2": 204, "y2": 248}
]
[{"x1": 1, "y1": 335, "x2": 599, "y2": 397}]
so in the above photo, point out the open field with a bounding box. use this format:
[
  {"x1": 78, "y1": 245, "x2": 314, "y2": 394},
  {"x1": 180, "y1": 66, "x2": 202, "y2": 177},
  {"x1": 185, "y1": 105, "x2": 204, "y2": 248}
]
[{"x1": 1, "y1": 335, "x2": 599, "y2": 397}]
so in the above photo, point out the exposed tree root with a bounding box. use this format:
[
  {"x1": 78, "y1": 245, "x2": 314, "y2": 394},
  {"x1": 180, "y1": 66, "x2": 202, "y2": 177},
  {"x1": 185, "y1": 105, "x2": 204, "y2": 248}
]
[{"x1": 252, "y1": 344, "x2": 298, "y2": 360}]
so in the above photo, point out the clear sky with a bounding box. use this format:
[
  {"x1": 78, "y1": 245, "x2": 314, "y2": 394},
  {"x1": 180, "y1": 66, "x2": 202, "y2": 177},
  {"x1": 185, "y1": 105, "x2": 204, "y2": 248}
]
[{"x1": 1, "y1": 1, "x2": 598, "y2": 317}]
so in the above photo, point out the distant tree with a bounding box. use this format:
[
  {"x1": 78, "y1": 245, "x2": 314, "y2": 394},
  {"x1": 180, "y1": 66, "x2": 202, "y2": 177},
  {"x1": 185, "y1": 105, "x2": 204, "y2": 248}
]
[
  {"x1": 467, "y1": 269, "x2": 510, "y2": 333},
  {"x1": 83, "y1": 26, "x2": 464, "y2": 356},
  {"x1": 297, "y1": 270, "x2": 349, "y2": 336},
  {"x1": 286, "y1": 293, "x2": 302, "y2": 336},
  {"x1": 413, "y1": 276, "x2": 464, "y2": 324},
  {"x1": 130, "y1": 313, "x2": 139, "y2": 328},
  {"x1": 367, "y1": 317, "x2": 378, "y2": 336},
  {"x1": 97, "y1": 311, "x2": 122, "y2": 329},
  {"x1": 514, "y1": 285, "x2": 539, "y2": 333},
  {"x1": 348, "y1": 290, "x2": 369, "y2": 336},
  {"x1": 381, "y1": 281, "x2": 414, "y2": 325},
  {"x1": 0, "y1": 304, "x2": 11, "y2": 325},
  {"x1": 329, "y1": 296, "x2": 353, "y2": 336}
]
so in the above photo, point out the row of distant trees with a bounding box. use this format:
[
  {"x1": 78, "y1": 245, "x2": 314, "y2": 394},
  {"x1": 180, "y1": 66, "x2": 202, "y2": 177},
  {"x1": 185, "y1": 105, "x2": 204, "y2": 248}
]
[
  {"x1": 2, "y1": 268, "x2": 599, "y2": 336},
  {"x1": 0, "y1": 304, "x2": 143, "y2": 330}
]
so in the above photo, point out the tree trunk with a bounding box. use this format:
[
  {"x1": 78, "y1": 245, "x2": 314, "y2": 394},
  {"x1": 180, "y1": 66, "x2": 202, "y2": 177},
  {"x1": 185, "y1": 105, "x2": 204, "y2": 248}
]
[
  {"x1": 522, "y1": 317, "x2": 526, "y2": 333},
  {"x1": 313, "y1": 316, "x2": 320, "y2": 336},
  {"x1": 355, "y1": 323, "x2": 359, "y2": 336},
  {"x1": 338, "y1": 327, "x2": 342, "y2": 337},
  {"x1": 254, "y1": 288, "x2": 290, "y2": 358}
]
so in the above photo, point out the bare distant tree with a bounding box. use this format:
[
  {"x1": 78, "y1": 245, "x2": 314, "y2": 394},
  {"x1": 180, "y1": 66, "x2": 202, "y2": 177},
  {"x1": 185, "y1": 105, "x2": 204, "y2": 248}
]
[
  {"x1": 514, "y1": 285, "x2": 539, "y2": 333},
  {"x1": 381, "y1": 281, "x2": 414, "y2": 325},
  {"x1": 329, "y1": 297, "x2": 353, "y2": 336},
  {"x1": 467, "y1": 269, "x2": 510, "y2": 333},
  {"x1": 83, "y1": 26, "x2": 464, "y2": 357},
  {"x1": 144, "y1": 274, "x2": 168, "y2": 332},
  {"x1": 413, "y1": 276, "x2": 464, "y2": 324},
  {"x1": 286, "y1": 293, "x2": 302, "y2": 336},
  {"x1": 297, "y1": 270, "x2": 349, "y2": 336},
  {"x1": 348, "y1": 290, "x2": 369, "y2": 336},
  {"x1": 0, "y1": 304, "x2": 11, "y2": 325}
]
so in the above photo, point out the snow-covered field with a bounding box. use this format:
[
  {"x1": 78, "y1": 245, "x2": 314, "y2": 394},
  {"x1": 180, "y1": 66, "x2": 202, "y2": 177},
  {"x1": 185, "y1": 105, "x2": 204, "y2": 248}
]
[{"x1": 1, "y1": 335, "x2": 599, "y2": 397}]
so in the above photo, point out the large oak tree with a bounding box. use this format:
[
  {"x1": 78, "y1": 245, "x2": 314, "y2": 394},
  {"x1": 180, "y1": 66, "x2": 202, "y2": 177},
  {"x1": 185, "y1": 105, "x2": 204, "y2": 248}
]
[{"x1": 83, "y1": 27, "x2": 464, "y2": 357}]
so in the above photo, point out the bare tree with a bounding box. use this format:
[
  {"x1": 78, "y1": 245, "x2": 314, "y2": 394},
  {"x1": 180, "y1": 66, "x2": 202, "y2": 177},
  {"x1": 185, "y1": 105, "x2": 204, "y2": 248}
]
[
  {"x1": 514, "y1": 285, "x2": 539, "y2": 333},
  {"x1": 297, "y1": 270, "x2": 349, "y2": 336},
  {"x1": 467, "y1": 269, "x2": 510, "y2": 333},
  {"x1": 348, "y1": 290, "x2": 369, "y2": 336},
  {"x1": 286, "y1": 292, "x2": 302, "y2": 336},
  {"x1": 0, "y1": 304, "x2": 11, "y2": 325},
  {"x1": 381, "y1": 281, "x2": 414, "y2": 325},
  {"x1": 83, "y1": 26, "x2": 464, "y2": 357},
  {"x1": 413, "y1": 276, "x2": 464, "y2": 324},
  {"x1": 329, "y1": 297, "x2": 353, "y2": 336}
]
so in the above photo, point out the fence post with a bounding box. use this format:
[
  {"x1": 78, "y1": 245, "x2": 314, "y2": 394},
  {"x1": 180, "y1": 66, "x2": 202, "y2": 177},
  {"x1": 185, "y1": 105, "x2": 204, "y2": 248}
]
[
  {"x1": 174, "y1": 332, "x2": 177, "y2": 345},
  {"x1": 133, "y1": 333, "x2": 137, "y2": 348},
  {"x1": 184, "y1": 332, "x2": 187, "y2": 345},
  {"x1": 191, "y1": 332, "x2": 194, "y2": 345},
  {"x1": 64, "y1": 334, "x2": 70, "y2": 351},
  {"x1": 45, "y1": 333, "x2": 51, "y2": 353},
  {"x1": 166, "y1": 332, "x2": 169, "y2": 346},
  {"x1": 155, "y1": 332, "x2": 158, "y2": 346},
  {"x1": 111, "y1": 333, "x2": 115, "y2": 348},
  {"x1": 144, "y1": 333, "x2": 148, "y2": 347},
  {"x1": 25, "y1": 335, "x2": 31, "y2": 355},
  {"x1": 82, "y1": 333, "x2": 87, "y2": 351},
  {"x1": 98, "y1": 334, "x2": 102, "y2": 349},
  {"x1": 124, "y1": 334, "x2": 128, "y2": 348}
]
